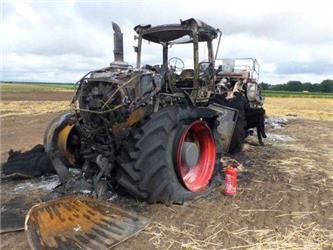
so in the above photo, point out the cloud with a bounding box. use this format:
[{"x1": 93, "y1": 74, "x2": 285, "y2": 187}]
[
  {"x1": 73, "y1": 1, "x2": 333, "y2": 44},
  {"x1": 1, "y1": 2, "x2": 113, "y2": 57},
  {"x1": 2, "y1": 52, "x2": 109, "y2": 82},
  {"x1": 275, "y1": 62, "x2": 333, "y2": 75},
  {"x1": 1, "y1": 0, "x2": 333, "y2": 84}
]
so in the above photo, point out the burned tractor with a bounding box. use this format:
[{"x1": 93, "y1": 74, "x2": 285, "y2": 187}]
[{"x1": 44, "y1": 19, "x2": 265, "y2": 203}]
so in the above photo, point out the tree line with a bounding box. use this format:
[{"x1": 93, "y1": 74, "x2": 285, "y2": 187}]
[{"x1": 259, "y1": 79, "x2": 333, "y2": 93}]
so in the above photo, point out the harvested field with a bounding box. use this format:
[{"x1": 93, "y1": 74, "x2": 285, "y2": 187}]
[
  {"x1": 1, "y1": 91, "x2": 332, "y2": 249},
  {"x1": 0, "y1": 101, "x2": 70, "y2": 117},
  {"x1": 2, "y1": 94, "x2": 332, "y2": 120},
  {"x1": 0, "y1": 83, "x2": 74, "y2": 93},
  {"x1": 265, "y1": 97, "x2": 333, "y2": 121},
  {"x1": 263, "y1": 90, "x2": 333, "y2": 98}
]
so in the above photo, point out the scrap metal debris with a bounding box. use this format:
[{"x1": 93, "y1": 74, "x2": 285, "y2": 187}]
[
  {"x1": 1, "y1": 194, "x2": 56, "y2": 234},
  {"x1": 25, "y1": 196, "x2": 150, "y2": 249}
]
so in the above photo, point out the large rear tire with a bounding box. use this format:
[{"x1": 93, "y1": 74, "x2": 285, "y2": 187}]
[{"x1": 116, "y1": 105, "x2": 222, "y2": 204}]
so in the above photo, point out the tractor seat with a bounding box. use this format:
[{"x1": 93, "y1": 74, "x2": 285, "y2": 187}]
[
  {"x1": 176, "y1": 69, "x2": 194, "y2": 89},
  {"x1": 180, "y1": 69, "x2": 194, "y2": 81}
]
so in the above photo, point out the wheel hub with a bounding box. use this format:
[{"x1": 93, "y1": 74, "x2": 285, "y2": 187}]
[{"x1": 182, "y1": 142, "x2": 199, "y2": 167}]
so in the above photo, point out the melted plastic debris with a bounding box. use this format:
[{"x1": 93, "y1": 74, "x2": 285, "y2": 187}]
[
  {"x1": 265, "y1": 117, "x2": 288, "y2": 129},
  {"x1": 265, "y1": 132, "x2": 295, "y2": 142},
  {"x1": 107, "y1": 193, "x2": 118, "y2": 202},
  {"x1": 9, "y1": 167, "x2": 119, "y2": 201},
  {"x1": 53, "y1": 169, "x2": 118, "y2": 200},
  {"x1": 13, "y1": 175, "x2": 60, "y2": 193}
]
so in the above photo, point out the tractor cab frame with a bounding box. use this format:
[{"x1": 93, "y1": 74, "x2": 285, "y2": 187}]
[{"x1": 134, "y1": 18, "x2": 221, "y2": 102}]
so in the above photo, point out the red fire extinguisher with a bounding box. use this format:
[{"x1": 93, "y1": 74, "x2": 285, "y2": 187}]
[{"x1": 224, "y1": 165, "x2": 238, "y2": 196}]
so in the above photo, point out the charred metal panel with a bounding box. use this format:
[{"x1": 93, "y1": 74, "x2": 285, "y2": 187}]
[
  {"x1": 137, "y1": 74, "x2": 154, "y2": 96},
  {"x1": 1, "y1": 194, "x2": 53, "y2": 233},
  {"x1": 208, "y1": 104, "x2": 238, "y2": 153},
  {"x1": 25, "y1": 196, "x2": 150, "y2": 250}
]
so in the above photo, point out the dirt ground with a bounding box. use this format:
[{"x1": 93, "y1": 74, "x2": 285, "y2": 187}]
[{"x1": 1, "y1": 92, "x2": 333, "y2": 249}]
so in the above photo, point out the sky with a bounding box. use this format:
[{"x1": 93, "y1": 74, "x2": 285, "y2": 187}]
[{"x1": 1, "y1": 0, "x2": 333, "y2": 84}]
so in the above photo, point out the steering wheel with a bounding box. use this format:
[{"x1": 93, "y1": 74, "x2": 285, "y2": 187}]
[
  {"x1": 168, "y1": 57, "x2": 185, "y2": 72},
  {"x1": 199, "y1": 62, "x2": 214, "y2": 75}
]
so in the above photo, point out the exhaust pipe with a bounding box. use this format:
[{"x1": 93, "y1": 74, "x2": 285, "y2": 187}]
[
  {"x1": 93, "y1": 21, "x2": 128, "y2": 76},
  {"x1": 112, "y1": 22, "x2": 124, "y2": 62}
]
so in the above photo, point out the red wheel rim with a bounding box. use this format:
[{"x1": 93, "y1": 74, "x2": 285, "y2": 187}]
[{"x1": 176, "y1": 120, "x2": 216, "y2": 192}]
